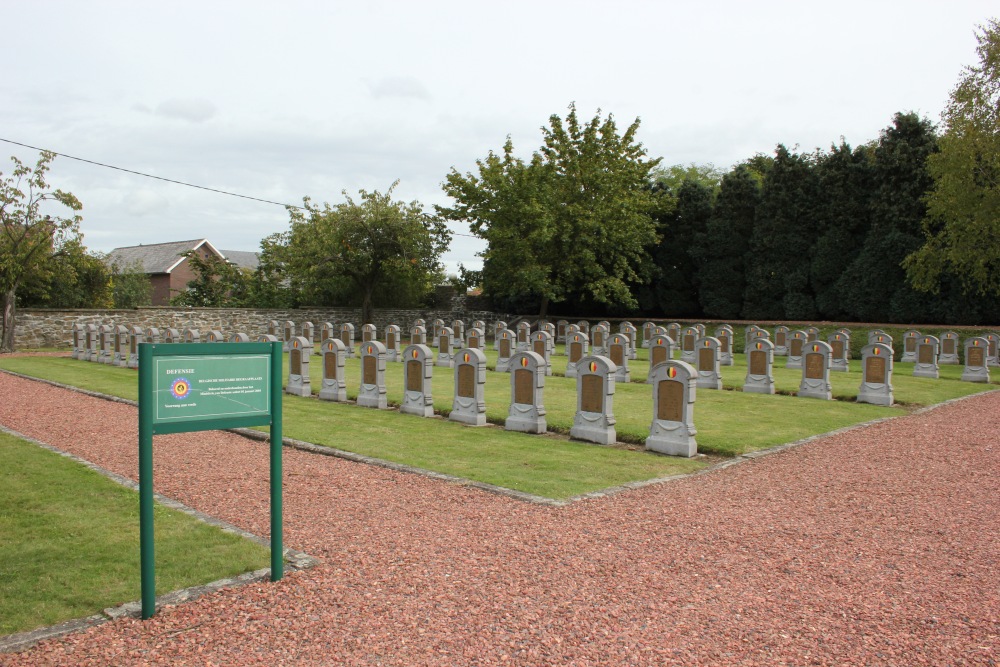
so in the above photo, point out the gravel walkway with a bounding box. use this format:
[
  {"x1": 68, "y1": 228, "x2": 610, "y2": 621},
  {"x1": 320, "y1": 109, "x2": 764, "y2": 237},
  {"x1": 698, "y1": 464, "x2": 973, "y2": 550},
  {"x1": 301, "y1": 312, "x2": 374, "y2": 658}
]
[{"x1": 1, "y1": 371, "x2": 997, "y2": 666}]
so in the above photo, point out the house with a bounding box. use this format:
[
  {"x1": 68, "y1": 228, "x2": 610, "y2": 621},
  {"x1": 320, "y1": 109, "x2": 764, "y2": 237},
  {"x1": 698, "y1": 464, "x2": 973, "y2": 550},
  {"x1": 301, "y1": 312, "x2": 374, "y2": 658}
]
[{"x1": 105, "y1": 239, "x2": 227, "y2": 305}]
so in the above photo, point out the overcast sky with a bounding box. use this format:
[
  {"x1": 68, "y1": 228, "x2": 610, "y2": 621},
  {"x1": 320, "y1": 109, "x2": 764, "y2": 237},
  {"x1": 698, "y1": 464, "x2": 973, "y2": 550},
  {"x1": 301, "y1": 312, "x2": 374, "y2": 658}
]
[{"x1": 2, "y1": 1, "x2": 994, "y2": 274}]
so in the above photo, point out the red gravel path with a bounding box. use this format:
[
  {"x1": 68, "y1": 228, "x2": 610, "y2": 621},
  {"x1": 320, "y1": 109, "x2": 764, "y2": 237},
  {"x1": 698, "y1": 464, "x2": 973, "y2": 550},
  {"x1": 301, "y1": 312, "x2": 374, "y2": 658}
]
[{"x1": 1, "y1": 371, "x2": 997, "y2": 666}]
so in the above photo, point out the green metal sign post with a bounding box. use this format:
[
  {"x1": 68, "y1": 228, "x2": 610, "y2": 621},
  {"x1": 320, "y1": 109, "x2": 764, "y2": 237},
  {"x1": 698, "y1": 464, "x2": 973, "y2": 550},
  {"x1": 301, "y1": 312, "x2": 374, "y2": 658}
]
[{"x1": 137, "y1": 341, "x2": 283, "y2": 620}]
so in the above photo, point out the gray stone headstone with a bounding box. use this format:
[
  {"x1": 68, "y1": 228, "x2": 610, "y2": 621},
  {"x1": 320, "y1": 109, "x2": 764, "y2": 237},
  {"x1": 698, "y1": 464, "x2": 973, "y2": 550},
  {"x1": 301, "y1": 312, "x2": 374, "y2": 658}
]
[
  {"x1": 229, "y1": 333, "x2": 250, "y2": 342},
  {"x1": 472, "y1": 319, "x2": 486, "y2": 334},
  {"x1": 400, "y1": 344, "x2": 435, "y2": 417},
  {"x1": 320, "y1": 322, "x2": 336, "y2": 345},
  {"x1": 607, "y1": 333, "x2": 631, "y2": 383},
  {"x1": 98, "y1": 324, "x2": 113, "y2": 364},
  {"x1": 836, "y1": 328, "x2": 851, "y2": 337},
  {"x1": 505, "y1": 351, "x2": 547, "y2": 434},
  {"x1": 205, "y1": 330, "x2": 224, "y2": 343},
  {"x1": 436, "y1": 326, "x2": 455, "y2": 368},
  {"x1": 641, "y1": 322, "x2": 656, "y2": 348},
  {"x1": 986, "y1": 333, "x2": 1000, "y2": 367},
  {"x1": 805, "y1": 326, "x2": 820, "y2": 342},
  {"x1": 283, "y1": 321, "x2": 295, "y2": 352},
  {"x1": 774, "y1": 326, "x2": 790, "y2": 356},
  {"x1": 798, "y1": 341, "x2": 833, "y2": 400},
  {"x1": 577, "y1": 320, "x2": 590, "y2": 336},
  {"x1": 413, "y1": 318, "x2": 426, "y2": 329},
  {"x1": 857, "y1": 342, "x2": 894, "y2": 406},
  {"x1": 183, "y1": 328, "x2": 200, "y2": 344},
  {"x1": 913, "y1": 335, "x2": 940, "y2": 379},
  {"x1": 516, "y1": 322, "x2": 532, "y2": 351},
  {"x1": 939, "y1": 331, "x2": 960, "y2": 364},
  {"x1": 645, "y1": 360, "x2": 698, "y2": 458},
  {"x1": 409, "y1": 325, "x2": 427, "y2": 346},
  {"x1": 267, "y1": 320, "x2": 280, "y2": 338},
  {"x1": 679, "y1": 327, "x2": 699, "y2": 365},
  {"x1": 530, "y1": 330, "x2": 553, "y2": 376},
  {"x1": 620, "y1": 323, "x2": 638, "y2": 360},
  {"x1": 744, "y1": 325, "x2": 765, "y2": 348},
  {"x1": 570, "y1": 355, "x2": 617, "y2": 445},
  {"x1": 666, "y1": 323, "x2": 681, "y2": 345},
  {"x1": 694, "y1": 324, "x2": 706, "y2": 338},
  {"x1": 743, "y1": 337, "x2": 775, "y2": 395},
  {"x1": 432, "y1": 318, "x2": 444, "y2": 339},
  {"x1": 695, "y1": 336, "x2": 723, "y2": 390},
  {"x1": 867, "y1": 329, "x2": 888, "y2": 345},
  {"x1": 163, "y1": 328, "x2": 181, "y2": 344},
  {"x1": 961, "y1": 337, "x2": 991, "y2": 383},
  {"x1": 385, "y1": 324, "x2": 402, "y2": 362},
  {"x1": 493, "y1": 321, "x2": 507, "y2": 351},
  {"x1": 828, "y1": 332, "x2": 850, "y2": 372},
  {"x1": 361, "y1": 323, "x2": 377, "y2": 344},
  {"x1": 318, "y1": 337, "x2": 347, "y2": 402},
  {"x1": 145, "y1": 327, "x2": 160, "y2": 345},
  {"x1": 785, "y1": 331, "x2": 807, "y2": 369},
  {"x1": 564, "y1": 331, "x2": 589, "y2": 379},
  {"x1": 285, "y1": 336, "x2": 312, "y2": 397},
  {"x1": 451, "y1": 320, "x2": 465, "y2": 347},
  {"x1": 71, "y1": 323, "x2": 83, "y2": 360},
  {"x1": 466, "y1": 327, "x2": 485, "y2": 352},
  {"x1": 556, "y1": 320, "x2": 568, "y2": 343},
  {"x1": 590, "y1": 324, "x2": 609, "y2": 356},
  {"x1": 450, "y1": 348, "x2": 488, "y2": 426},
  {"x1": 257, "y1": 334, "x2": 280, "y2": 343},
  {"x1": 357, "y1": 341, "x2": 388, "y2": 409},
  {"x1": 340, "y1": 323, "x2": 356, "y2": 358},
  {"x1": 301, "y1": 322, "x2": 315, "y2": 345},
  {"x1": 542, "y1": 322, "x2": 556, "y2": 351},
  {"x1": 83, "y1": 324, "x2": 98, "y2": 361},
  {"x1": 127, "y1": 325, "x2": 143, "y2": 369},
  {"x1": 113, "y1": 325, "x2": 129, "y2": 367},
  {"x1": 901, "y1": 330, "x2": 920, "y2": 363},
  {"x1": 646, "y1": 334, "x2": 675, "y2": 384},
  {"x1": 714, "y1": 327, "x2": 734, "y2": 366},
  {"x1": 496, "y1": 329, "x2": 516, "y2": 373}
]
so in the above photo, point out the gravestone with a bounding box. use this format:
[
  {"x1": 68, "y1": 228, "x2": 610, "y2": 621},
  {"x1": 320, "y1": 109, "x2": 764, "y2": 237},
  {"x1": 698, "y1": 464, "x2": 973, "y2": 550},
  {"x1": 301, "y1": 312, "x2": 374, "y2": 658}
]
[
  {"x1": 436, "y1": 326, "x2": 455, "y2": 368},
  {"x1": 340, "y1": 323, "x2": 356, "y2": 358},
  {"x1": 127, "y1": 325, "x2": 144, "y2": 369},
  {"x1": 450, "y1": 348, "x2": 488, "y2": 426},
  {"x1": 828, "y1": 331, "x2": 850, "y2": 372},
  {"x1": 556, "y1": 320, "x2": 568, "y2": 343},
  {"x1": 799, "y1": 341, "x2": 833, "y2": 400},
  {"x1": 597, "y1": 321, "x2": 611, "y2": 332},
  {"x1": 257, "y1": 334, "x2": 280, "y2": 343},
  {"x1": 646, "y1": 334, "x2": 675, "y2": 384},
  {"x1": 679, "y1": 326, "x2": 699, "y2": 364},
  {"x1": 857, "y1": 342, "x2": 894, "y2": 406},
  {"x1": 472, "y1": 319, "x2": 486, "y2": 334},
  {"x1": 774, "y1": 326, "x2": 790, "y2": 356},
  {"x1": 357, "y1": 341, "x2": 388, "y2": 409},
  {"x1": 621, "y1": 323, "x2": 638, "y2": 360},
  {"x1": 98, "y1": 324, "x2": 113, "y2": 364},
  {"x1": 642, "y1": 322, "x2": 657, "y2": 348},
  {"x1": 666, "y1": 323, "x2": 681, "y2": 345},
  {"x1": 318, "y1": 338, "x2": 348, "y2": 401},
  {"x1": 229, "y1": 333, "x2": 250, "y2": 342},
  {"x1": 409, "y1": 324, "x2": 427, "y2": 346},
  {"x1": 570, "y1": 355, "x2": 617, "y2": 445},
  {"x1": 361, "y1": 323, "x2": 377, "y2": 344},
  {"x1": 714, "y1": 327, "x2": 734, "y2": 366},
  {"x1": 607, "y1": 333, "x2": 631, "y2": 383},
  {"x1": 805, "y1": 326, "x2": 820, "y2": 342},
  {"x1": 786, "y1": 330, "x2": 807, "y2": 369},
  {"x1": 301, "y1": 322, "x2": 315, "y2": 345},
  {"x1": 451, "y1": 320, "x2": 465, "y2": 347},
  {"x1": 591, "y1": 324, "x2": 609, "y2": 356},
  {"x1": 913, "y1": 335, "x2": 940, "y2": 379},
  {"x1": 836, "y1": 327, "x2": 851, "y2": 337},
  {"x1": 163, "y1": 328, "x2": 180, "y2": 344},
  {"x1": 206, "y1": 330, "x2": 224, "y2": 343},
  {"x1": 565, "y1": 331, "x2": 589, "y2": 379},
  {"x1": 961, "y1": 337, "x2": 991, "y2": 383},
  {"x1": 71, "y1": 323, "x2": 83, "y2": 360},
  {"x1": 695, "y1": 336, "x2": 723, "y2": 390},
  {"x1": 901, "y1": 330, "x2": 920, "y2": 363},
  {"x1": 183, "y1": 329, "x2": 200, "y2": 344},
  {"x1": 320, "y1": 322, "x2": 336, "y2": 345},
  {"x1": 516, "y1": 322, "x2": 532, "y2": 351},
  {"x1": 113, "y1": 325, "x2": 129, "y2": 367},
  {"x1": 493, "y1": 321, "x2": 507, "y2": 351},
  {"x1": 867, "y1": 329, "x2": 888, "y2": 344},
  {"x1": 283, "y1": 321, "x2": 295, "y2": 352},
  {"x1": 530, "y1": 330, "x2": 553, "y2": 376},
  {"x1": 432, "y1": 318, "x2": 444, "y2": 339},
  {"x1": 743, "y1": 337, "x2": 775, "y2": 395},
  {"x1": 505, "y1": 351, "x2": 547, "y2": 434},
  {"x1": 385, "y1": 324, "x2": 402, "y2": 362},
  {"x1": 939, "y1": 331, "x2": 960, "y2": 365},
  {"x1": 267, "y1": 320, "x2": 279, "y2": 338},
  {"x1": 413, "y1": 318, "x2": 426, "y2": 329},
  {"x1": 744, "y1": 325, "x2": 765, "y2": 348},
  {"x1": 400, "y1": 344, "x2": 435, "y2": 417},
  {"x1": 466, "y1": 327, "x2": 485, "y2": 352},
  {"x1": 577, "y1": 320, "x2": 590, "y2": 337},
  {"x1": 496, "y1": 329, "x2": 516, "y2": 373},
  {"x1": 542, "y1": 323, "x2": 556, "y2": 353},
  {"x1": 285, "y1": 336, "x2": 312, "y2": 397},
  {"x1": 645, "y1": 360, "x2": 698, "y2": 457},
  {"x1": 694, "y1": 324, "x2": 706, "y2": 338},
  {"x1": 145, "y1": 327, "x2": 161, "y2": 345},
  {"x1": 986, "y1": 333, "x2": 1000, "y2": 367},
  {"x1": 84, "y1": 324, "x2": 98, "y2": 361}
]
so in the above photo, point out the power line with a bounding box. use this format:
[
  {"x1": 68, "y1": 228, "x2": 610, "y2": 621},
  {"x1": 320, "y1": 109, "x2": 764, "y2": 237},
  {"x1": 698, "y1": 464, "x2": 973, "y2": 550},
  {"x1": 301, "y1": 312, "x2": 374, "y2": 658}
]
[{"x1": 0, "y1": 136, "x2": 482, "y2": 239}]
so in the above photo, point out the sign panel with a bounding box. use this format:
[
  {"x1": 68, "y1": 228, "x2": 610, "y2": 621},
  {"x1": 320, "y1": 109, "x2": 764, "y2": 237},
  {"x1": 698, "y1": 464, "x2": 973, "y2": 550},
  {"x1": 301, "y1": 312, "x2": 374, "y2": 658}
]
[{"x1": 153, "y1": 354, "x2": 270, "y2": 426}]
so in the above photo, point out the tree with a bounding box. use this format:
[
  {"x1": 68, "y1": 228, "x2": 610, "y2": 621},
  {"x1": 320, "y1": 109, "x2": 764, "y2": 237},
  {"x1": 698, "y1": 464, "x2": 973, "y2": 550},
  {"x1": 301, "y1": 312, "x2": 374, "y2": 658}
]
[
  {"x1": 170, "y1": 251, "x2": 250, "y2": 307},
  {"x1": 651, "y1": 163, "x2": 724, "y2": 194},
  {"x1": 439, "y1": 104, "x2": 661, "y2": 317},
  {"x1": 656, "y1": 178, "x2": 712, "y2": 317},
  {"x1": 109, "y1": 259, "x2": 153, "y2": 309},
  {"x1": 905, "y1": 19, "x2": 1000, "y2": 297},
  {"x1": 1, "y1": 151, "x2": 82, "y2": 352},
  {"x1": 17, "y1": 239, "x2": 112, "y2": 309},
  {"x1": 279, "y1": 183, "x2": 450, "y2": 323}
]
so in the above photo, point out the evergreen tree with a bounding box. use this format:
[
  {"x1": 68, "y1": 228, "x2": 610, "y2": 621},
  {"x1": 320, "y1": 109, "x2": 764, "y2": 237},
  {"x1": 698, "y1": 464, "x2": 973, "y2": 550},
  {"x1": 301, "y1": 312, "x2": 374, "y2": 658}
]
[{"x1": 653, "y1": 179, "x2": 712, "y2": 317}]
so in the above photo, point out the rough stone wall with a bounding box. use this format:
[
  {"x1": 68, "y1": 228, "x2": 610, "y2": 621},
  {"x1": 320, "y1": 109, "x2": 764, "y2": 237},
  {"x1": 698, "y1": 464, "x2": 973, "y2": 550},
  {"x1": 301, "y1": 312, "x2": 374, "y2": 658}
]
[{"x1": 15, "y1": 302, "x2": 512, "y2": 349}]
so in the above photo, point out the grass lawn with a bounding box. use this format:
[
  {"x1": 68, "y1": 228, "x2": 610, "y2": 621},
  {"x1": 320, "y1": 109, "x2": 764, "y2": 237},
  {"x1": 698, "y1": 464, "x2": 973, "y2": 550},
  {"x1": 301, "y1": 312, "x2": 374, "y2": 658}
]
[{"x1": 0, "y1": 430, "x2": 269, "y2": 636}]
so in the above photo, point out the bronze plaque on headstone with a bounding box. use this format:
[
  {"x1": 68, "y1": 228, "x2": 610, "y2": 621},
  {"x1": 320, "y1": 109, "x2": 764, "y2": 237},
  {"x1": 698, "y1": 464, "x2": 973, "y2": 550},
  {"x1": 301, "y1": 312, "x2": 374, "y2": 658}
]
[
  {"x1": 790, "y1": 339, "x2": 803, "y2": 356},
  {"x1": 518, "y1": 328, "x2": 527, "y2": 343},
  {"x1": 918, "y1": 345, "x2": 934, "y2": 364},
  {"x1": 457, "y1": 364, "x2": 475, "y2": 398},
  {"x1": 470, "y1": 336, "x2": 479, "y2": 348},
  {"x1": 324, "y1": 353, "x2": 337, "y2": 380},
  {"x1": 290, "y1": 349, "x2": 302, "y2": 376},
  {"x1": 968, "y1": 347, "x2": 985, "y2": 367},
  {"x1": 610, "y1": 344, "x2": 624, "y2": 366},
  {"x1": 363, "y1": 355, "x2": 376, "y2": 385},
  {"x1": 943, "y1": 339, "x2": 955, "y2": 355},
  {"x1": 749, "y1": 350, "x2": 766, "y2": 376},
  {"x1": 581, "y1": 374, "x2": 603, "y2": 413},
  {"x1": 130, "y1": 337, "x2": 137, "y2": 353},
  {"x1": 832, "y1": 340, "x2": 844, "y2": 358},
  {"x1": 533, "y1": 340, "x2": 545, "y2": 357},
  {"x1": 285, "y1": 326, "x2": 291, "y2": 341},
  {"x1": 500, "y1": 338, "x2": 511, "y2": 357},
  {"x1": 657, "y1": 380, "x2": 684, "y2": 422},
  {"x1": 865, "y1": 356, "x2": 886, "y2": 383},
  {"x1": 683, "y1": 334, "x2": 694, "y2": 351},
  {"x1": 406, "y1": 360, "x2": 423, "y2": 392},
  {"x1": 341, "y1": 331, "x2": 350, "y2": 345},
  {"x1": 721, "y1": 336, "x2": 730, "y2": 353},
  {"x1": 698, "y1": 347, "x2": 713, "y2": 371},
  {"x1": 651, "y1": 346, "x2": 667, "y2": 366},
  {"x1": 514, "y1": 369, "x2": 533, "y2": 404},
  {"x1": 569, "y1": 342, "x2": 582, "y2": 363},
  {"x1": 990, "y1": 340, "x2": 998, "y2": 357},
  {"x1": 363, "y1": 331, "x2": 372, "y2": 342},
  {"x1": 776, "y1": 332, "x2": 786, "y2": 346},
  {"x1": 387, "y1": 332, "x2": 396, "y2": 348},
  {"x1": 595, "y1": 332, "x2": 604, "y2": 347},
  {"x1": 905, "y1": 337, "x2": 916, "y2": 352},
  {"x1": 440, "y1": 335, "x2": 449, "y2": 350},
  {"x1": 805, "y1": 353, "x2": 824, "y2": 379}
]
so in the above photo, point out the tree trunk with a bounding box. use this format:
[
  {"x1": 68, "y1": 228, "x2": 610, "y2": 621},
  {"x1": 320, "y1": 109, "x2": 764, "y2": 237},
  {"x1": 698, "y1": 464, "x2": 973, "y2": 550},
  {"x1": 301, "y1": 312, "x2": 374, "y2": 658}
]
[
  {"x1": 538, "y1": 295, "x2": 550, "y2": 320},
  {"x1": 1, "y1": 287, "x2": 16, "y2": 353},
  {"x1": 361, "y1": 285, "x2": 374, "y2": 325}
]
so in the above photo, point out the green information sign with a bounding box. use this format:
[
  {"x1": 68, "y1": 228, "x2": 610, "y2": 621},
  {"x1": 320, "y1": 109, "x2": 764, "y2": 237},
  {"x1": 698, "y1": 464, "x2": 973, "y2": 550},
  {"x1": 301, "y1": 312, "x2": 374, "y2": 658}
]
[{"x1": 138, "y1": 341, "x2": 283, "y2": 619}]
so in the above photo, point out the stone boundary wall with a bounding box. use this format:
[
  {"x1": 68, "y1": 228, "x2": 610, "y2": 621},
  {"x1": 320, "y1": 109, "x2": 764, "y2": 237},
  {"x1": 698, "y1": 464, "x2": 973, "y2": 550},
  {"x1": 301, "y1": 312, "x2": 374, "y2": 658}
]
[{"x1": 15, "y1": 305, "x2": 513, "y2": 349}]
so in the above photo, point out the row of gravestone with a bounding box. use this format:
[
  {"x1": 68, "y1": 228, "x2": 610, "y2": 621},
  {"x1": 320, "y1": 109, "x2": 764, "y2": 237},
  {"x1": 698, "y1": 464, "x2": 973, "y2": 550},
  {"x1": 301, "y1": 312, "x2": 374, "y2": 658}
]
[{"x1": 69, "y1": 324, "x2": 263, "y2": 368}]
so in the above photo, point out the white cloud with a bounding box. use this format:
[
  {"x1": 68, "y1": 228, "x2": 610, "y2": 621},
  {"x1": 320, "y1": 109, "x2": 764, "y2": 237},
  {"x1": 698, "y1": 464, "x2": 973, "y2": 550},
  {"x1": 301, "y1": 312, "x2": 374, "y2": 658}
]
[
  {"x1": 367, "y1": 76, "x2": 430, "y2": 101},
  {"x1": 154, "y1": 98, "x2": 217, "y2": 123}
]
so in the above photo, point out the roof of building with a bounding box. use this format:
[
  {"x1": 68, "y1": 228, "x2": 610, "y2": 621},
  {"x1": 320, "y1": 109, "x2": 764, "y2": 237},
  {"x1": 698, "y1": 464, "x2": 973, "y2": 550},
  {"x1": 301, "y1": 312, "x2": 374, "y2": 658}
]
[
  {"x1": 105, "y1": 239, "x2": 224, "y2": 274},
  {"x1": 219, "y1": 249, "x2": 260, "y2": 271}
]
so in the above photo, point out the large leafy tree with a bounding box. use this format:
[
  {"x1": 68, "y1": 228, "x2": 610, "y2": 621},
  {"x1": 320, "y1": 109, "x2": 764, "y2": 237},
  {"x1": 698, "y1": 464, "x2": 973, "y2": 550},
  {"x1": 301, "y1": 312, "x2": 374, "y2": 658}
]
[
  {"x1": 274, "y1": 183, "x2": 450, "y2": 323},
  {"x1": 905, "y1": 19, "x2": 1000, "y2": 297},
  {"x1": 170, "y1": 251, "x2": 251, "y2": 308},
  {"x1": 655, "y1": 178, "x2": 712, "y2": 317},
  {"x1": 439, "y1": 104, "x2": 660, "y2": 317},
  {"x1": 1, "y1": 151, "x2": 82, "y2": 352}
]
